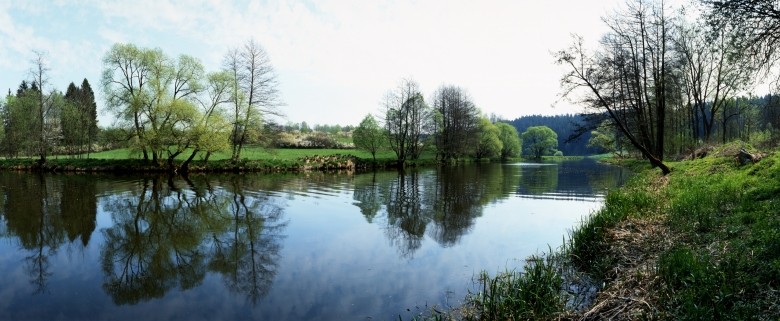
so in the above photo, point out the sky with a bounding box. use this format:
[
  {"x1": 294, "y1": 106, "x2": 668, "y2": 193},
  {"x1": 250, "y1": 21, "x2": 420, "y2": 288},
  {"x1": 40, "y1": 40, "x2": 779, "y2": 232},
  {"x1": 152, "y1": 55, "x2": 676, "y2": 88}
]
[{"x1": 0, "y1": 0, "x2": 630, "y2": 128}]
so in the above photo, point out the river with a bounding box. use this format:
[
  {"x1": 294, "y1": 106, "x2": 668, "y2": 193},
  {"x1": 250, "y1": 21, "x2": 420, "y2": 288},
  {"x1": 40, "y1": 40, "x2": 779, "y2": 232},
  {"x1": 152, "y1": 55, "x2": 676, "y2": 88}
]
[{"x1": 0, "y1": 159, "x2": 629, "y2": 320}]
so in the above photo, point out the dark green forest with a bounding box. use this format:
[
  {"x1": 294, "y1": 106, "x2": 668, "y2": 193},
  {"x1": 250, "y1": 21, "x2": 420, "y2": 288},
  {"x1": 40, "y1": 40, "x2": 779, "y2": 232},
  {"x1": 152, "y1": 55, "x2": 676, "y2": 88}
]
[{"x1": 508, "y1": 114, "x2": 598, "y2": 156}]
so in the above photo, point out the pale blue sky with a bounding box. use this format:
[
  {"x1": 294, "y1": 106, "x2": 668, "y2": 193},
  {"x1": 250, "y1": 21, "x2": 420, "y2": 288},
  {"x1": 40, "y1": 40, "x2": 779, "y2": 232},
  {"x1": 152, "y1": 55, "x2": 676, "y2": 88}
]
[{"x1": 0, "y1": 0, "x2": 630, "y2": 127}]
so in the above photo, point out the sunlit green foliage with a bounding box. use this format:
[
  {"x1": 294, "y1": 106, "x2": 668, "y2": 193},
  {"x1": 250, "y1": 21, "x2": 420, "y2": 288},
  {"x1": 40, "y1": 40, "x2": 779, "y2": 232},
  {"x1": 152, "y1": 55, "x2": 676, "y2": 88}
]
[
  {"x1": 495, "y1": 122, "x2": 521, "y2": 160},
  {"x1": 521, "y1": 126, "x2": 558, "y2": 160},
  {"x1": 353, "y1": 114, "x2": 385, "y2": 162},
  {"x1": 473, "y1": 118, "x2": 502, "y2": 160}
]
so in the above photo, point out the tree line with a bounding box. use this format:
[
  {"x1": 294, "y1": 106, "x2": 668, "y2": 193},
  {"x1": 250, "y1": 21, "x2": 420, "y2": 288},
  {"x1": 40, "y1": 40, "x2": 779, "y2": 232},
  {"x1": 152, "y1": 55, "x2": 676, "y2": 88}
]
[
  {"x1": 556, "y1": 0, "x2": 780, "y2": 174},
  {"x1": 0, "y1": 39, "x2": 282, "y2": 172},
  {"x1": 1, "y1": 52, "x2": 99, "y2": 162},
  {"x1": 352, "y1": 79, "x2": 563, "y2": 165},
  {"x1": 101, "y1": 40, "x2": 281, "y2": 171}
]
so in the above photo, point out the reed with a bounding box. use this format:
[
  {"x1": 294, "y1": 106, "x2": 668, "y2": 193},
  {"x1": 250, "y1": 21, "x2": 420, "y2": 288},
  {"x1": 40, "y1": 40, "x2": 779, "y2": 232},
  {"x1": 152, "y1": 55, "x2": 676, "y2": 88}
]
[{"x1": 465, "y1": 254, "x2": 565, "y2": 321}]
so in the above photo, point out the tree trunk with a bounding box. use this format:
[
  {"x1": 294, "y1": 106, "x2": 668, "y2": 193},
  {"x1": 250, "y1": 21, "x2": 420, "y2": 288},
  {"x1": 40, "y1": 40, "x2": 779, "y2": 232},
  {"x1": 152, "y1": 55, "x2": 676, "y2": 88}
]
[{"x1": 180, "y1": 149, "x2": 200, "y2": 173}]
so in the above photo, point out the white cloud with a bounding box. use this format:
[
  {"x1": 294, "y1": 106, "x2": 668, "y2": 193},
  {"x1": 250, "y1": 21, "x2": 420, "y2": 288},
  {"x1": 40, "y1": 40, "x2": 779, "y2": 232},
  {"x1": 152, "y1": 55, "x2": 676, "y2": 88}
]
[{"x1": 1, "y1": 0, "x2": 660, "y2": 125}]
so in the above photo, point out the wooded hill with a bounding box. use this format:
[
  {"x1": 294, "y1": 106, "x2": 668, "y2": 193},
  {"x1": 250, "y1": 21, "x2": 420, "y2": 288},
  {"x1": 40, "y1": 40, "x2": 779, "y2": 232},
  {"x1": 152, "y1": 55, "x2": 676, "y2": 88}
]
[{"x1": 508, "y1": 114, "x2": 600, "y2": 156}]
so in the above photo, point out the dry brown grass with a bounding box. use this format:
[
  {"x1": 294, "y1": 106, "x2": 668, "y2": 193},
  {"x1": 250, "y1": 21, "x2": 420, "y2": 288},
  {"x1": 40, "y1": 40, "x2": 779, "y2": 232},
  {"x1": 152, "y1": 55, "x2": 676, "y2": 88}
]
[{"x1": 574, "y1": 216, "x2": 676, "y2": 321}]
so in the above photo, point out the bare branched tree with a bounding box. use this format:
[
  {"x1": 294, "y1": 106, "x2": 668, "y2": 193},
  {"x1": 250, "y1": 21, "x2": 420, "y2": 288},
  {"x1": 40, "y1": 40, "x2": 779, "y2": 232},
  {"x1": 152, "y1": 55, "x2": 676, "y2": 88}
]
[
  {"x1": 431, "y1": 85, "x2": 480, "y2": 161},
  {"x1": 30, "y1": 50, "x2": 55, "y2": 164},
  {"x1": 556, "y1": 0, "x2": 674, "y2": 174},
  {"x1": 383, "y1": 79, "x2": 433, "y2": 167},
  {"x1": 224, "y1": 40, "x2": 282, "y2": 162},
  {"x1": 674, "y1": 12, "x2": 753, "y2": 142},
  {"x1": 705, "y1": 0, "x2": 780, "y2": 73}
]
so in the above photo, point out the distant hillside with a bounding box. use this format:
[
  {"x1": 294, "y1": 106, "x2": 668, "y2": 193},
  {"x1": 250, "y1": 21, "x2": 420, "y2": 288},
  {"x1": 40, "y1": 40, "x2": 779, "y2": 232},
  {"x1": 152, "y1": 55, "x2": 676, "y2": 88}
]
[{"x1": 508, "y1": 114, "x2": 600, "y2": 156}]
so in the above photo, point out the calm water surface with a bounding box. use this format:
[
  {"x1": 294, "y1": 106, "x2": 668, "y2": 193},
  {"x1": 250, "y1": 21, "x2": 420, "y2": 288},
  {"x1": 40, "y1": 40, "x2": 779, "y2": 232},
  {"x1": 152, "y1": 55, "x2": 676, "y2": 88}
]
[{"x1": 0, "y1": 159, "x2": 629, "y2": 320}]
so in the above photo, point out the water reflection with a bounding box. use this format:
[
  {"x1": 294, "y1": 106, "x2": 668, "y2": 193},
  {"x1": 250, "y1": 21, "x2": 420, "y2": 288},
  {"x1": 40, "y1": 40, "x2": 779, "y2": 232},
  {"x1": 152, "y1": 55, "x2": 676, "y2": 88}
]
[
  {"x1": 0, "y1": 173, "x2": 97, "y2": 293},
  {"x1": 512, "y1": 159, "x2": 631, "y2": 201},
  {"x1": 100, "y1": 175, "x2": 287, "y2": 305},
  {"x1": 209, "y1": 176, "x2": 286, "y2": 304},
  {"x1": 353, "y1": 164, "x2": 524, "y2": 257},
  {"x1": 0, "y1": 160, "x2": 629, "y2": 321},
  {"x1": 354, "y1": 161, "x2": 630, "y2": 257},
  {"x1": 101, "y1": 176, "x2": 209, "y2": 304}
]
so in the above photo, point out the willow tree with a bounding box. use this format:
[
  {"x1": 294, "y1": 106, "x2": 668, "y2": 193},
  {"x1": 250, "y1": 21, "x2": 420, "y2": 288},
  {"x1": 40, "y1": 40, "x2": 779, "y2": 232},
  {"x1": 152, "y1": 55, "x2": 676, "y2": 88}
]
[
  {"x1": 102, "y1": 43, "x2": 233, "y2": 170},
  {"x1": 473, "y1": 117, "x2": 502, "y2": 160},
  {"x1": 102, "y1": 43, "x2": 154, "y2": 161},
  {"x1": 180, "y1": 71, "x2": 233, "y2": 170},
  {"x1": 521, "y1": 126, "x2": 558, "y2": 160},
  {"x1": 496, "y1": 122, "x2": 522, "y2": 160}
]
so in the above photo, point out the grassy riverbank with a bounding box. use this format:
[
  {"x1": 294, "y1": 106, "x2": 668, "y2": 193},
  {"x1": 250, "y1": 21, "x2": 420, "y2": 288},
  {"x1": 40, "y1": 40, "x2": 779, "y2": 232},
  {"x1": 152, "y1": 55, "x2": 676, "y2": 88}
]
[
  {"x1": 416, "y1": 143, "x2": 780, "y2": 320},
  {"x1": 0, "y1": 147, "x2": 441, "y2": 172}
]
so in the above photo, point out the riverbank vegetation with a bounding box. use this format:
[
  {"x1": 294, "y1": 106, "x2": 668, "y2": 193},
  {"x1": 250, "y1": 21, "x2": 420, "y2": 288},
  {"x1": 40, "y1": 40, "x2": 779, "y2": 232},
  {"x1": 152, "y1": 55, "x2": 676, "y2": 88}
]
[
  {"x1": 0, "y1": 147, "x2": 440, "y2": 173},
  {"x1": 2, "y1": 42, "x2": 566, "y2": 173},
  {"x1": 410, "y1": 142, "x2": 779, "y2": 320}
]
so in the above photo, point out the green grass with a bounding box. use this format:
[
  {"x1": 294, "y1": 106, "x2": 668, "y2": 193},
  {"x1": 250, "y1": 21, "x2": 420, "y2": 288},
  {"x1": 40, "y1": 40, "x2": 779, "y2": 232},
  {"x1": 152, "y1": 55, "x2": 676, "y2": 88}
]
[
  {"x1": 86, "y1": 146, "x2": 408, "y2": 162},
  {"x1": 411, "y1": 143, "x2": 780, "y2": 320},
  {"x1": 567, "y1": 173, "x2": 661, "y2": 275},
  {"x1": 540, "y1": 155, "x2": 586, "y2": 161},
  {"x1": 653, "y1": 148, "x2": 780, "y2": 320},
  {"x1": 1, "y1": 146, "x2": 439, "y2": 172},
  {"x1": 466, "y1": 255, "x2": 565, "y2": 321}
]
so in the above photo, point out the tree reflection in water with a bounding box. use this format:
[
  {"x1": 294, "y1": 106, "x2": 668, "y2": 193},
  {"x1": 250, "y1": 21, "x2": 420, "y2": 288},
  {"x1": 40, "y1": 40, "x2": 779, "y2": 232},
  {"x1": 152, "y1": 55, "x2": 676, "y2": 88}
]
[
  {"x1": 0, "y1": 173, "x2": 97, "y2": 294},
  {"x1": 100, "y1": 175, "x2": 287, "y2": 305},
  {"x1": 355, "y1": 164, "x2": 522, "y2": 257},
  {"x1": 384, "y1": 171, "x2": 429, "y2": 257},
  {"x1": 208, "y1": 176, "x2": 286, "y2": 304},
  {"x1": 517, "y1": 164, "x2": 559, "y2": 196}
]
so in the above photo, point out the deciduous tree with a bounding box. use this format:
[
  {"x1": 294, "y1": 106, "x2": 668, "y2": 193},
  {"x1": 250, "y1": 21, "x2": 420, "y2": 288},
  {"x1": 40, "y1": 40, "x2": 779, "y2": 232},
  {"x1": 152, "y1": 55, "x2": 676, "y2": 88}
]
[
  {"x1": 2, "y1": 81, "x2": 37, "y2": 157},
  {"x1": 674, "y1": 16, "x2": 752, "y2": 142},
  {"x1": 353, "y1": 114, "x2": 385, "y2": 162},
  {"x1": 496, "y1": 122, "x2": 521, "y2": 160},
  {"x1": 102, "y1": 43, "x2": 232, "y2": 171},
  {"x1": 522, "y1": 126, "x2": 558, "y2": 160},
  {"x1": 102, "y1": 43, "x2": 154, "y2": 160},
  {"x1": 223, "y1": 40, "x2": 282, "y2": 162},
  {"x1": 431, "y1": 85, "x2": 480, "y2": 161},
  {"x1": 473, "y1": 118, "x2": 502, "y2": 160},
  {"x1": 30, "y1": 51, "x2": 57, "y2": 163},
  {"x1": 556, "y1": 0, "x2": 673, "y2": 174},
  {"x1": 383, "y1": 79, "x2": 433, "y2": 167},
  {"x1": 705, "y1": 0, "x2": 780, "y2": 73}
]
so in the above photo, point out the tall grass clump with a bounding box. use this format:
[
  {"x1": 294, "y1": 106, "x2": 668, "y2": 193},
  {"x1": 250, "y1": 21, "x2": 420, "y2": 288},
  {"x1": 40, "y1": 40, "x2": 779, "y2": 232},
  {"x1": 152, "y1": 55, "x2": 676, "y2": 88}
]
[
  {"x1": 466, "y1": 255, "x2": 565, "y2": 321},
  {"x1": 654, "y1": 151, "x2": 780, "y2": 319},
  {"x1": 568, "y1": 174, "x2": 658, "y2": 275},
  {"x1": 657, "y1": 246, "x2": 725, "y2": 320},
  {"x1": 667, "y1": 174, "x2": 744, "y2": 235}
]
